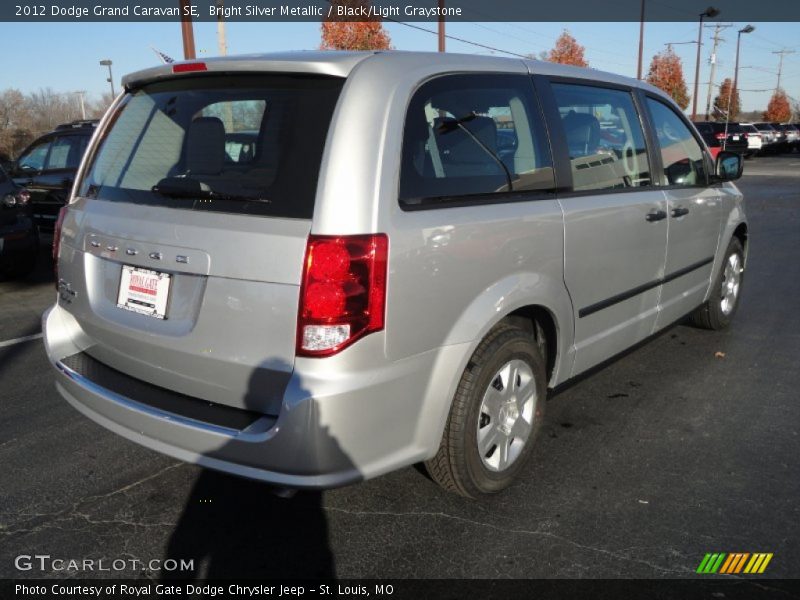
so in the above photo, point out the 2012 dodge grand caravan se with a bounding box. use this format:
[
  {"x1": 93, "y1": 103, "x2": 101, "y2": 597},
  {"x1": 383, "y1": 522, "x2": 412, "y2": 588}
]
[{"x1": 43, "y1": 52, "x2": 747, "y2": 497}]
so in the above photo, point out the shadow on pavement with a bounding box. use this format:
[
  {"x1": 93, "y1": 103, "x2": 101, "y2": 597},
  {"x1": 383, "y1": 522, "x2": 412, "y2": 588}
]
[{"x1": 163, "y1": 361, "x2": 349, "y2": 579}]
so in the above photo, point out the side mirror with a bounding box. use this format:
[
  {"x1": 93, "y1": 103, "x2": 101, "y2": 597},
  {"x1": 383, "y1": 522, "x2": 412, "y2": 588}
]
[{"x1": 715, "y1": 151, "x2": 743, "y2": 181}]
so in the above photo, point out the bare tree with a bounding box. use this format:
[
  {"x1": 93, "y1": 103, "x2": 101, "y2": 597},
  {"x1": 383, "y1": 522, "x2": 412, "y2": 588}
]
[
  {"x1": 88, "y1": 92, "x2": 115, "y2": 119},
  {"x1": 0, "y1": 87, "x2": 111, "y2": 159},
  {"x1": 0, "y1": 89, "x2": 35, "y2": 158}
]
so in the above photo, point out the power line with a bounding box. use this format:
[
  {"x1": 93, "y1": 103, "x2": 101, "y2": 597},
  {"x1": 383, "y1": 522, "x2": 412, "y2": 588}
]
[
  {"x1": 319, "y1": 0, "x2": 528, "y2": 59},
  {"x1": 391, "y1": 21, "x2": 531, "y2": 59}
]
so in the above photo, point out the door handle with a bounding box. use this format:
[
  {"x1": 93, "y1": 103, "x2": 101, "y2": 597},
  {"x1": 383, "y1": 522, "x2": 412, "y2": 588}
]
[
  {"x1": 645, "y1": 210, "x2": 667, "y2": 222},
  {"x1": 671, "y1": 207, "x2": 690, "y2": 218}
]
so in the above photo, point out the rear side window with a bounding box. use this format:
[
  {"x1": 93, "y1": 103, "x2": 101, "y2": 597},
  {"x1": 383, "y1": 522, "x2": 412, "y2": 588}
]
[
  {"x1": 78, "y1": 75, "x2": 344, "y2": 219},
  {"x1": 46, "y1": 136, "x2": 85, "y2": 170},
  {"x1": 551, "y1": 83, "x2": 651, "y2": 192},
  {"x1": 17, "y1": 139, "x2": 51, "y2": 172},
  {"x1": 399, "y1": 74, "x2": 554, "y2": 207},
  {"x1": 646, "y1": 98, "x2": 707, "y2": 187}
]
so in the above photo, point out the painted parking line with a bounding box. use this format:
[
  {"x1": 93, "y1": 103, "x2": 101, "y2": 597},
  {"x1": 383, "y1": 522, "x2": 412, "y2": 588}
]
[{"x1": 0, "y1": 333, "x2": 44, "y2": 349}]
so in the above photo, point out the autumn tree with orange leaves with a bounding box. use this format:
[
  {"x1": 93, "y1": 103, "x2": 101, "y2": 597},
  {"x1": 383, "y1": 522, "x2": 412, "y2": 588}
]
[
  {"x1": 646, "y1": 46, "x2": 690, "y2": 110},
  {"x1": 545, "y1": 30, "x2": 588, "y2": 67},
  {"x1": 763, "y1": 89, "x2": 792, "y2": 122},
  {"x1": 713, "y1": 78, "x2": 740, "y2": 121},
  {"x1": 320, "y1": 0, "x2": 391, "y2": 51}
]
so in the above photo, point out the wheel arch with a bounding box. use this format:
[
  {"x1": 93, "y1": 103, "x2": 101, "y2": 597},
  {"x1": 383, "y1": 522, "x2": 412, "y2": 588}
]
[
  {"x1": 439, "y1": 271, "x2": 575, "y2": 389},
  {"x1": 504, "y1": 305, "x2": 559, "y2": 385},
  {"x1": 732, "y1": 221, "x2": 749, "y2": 263}
]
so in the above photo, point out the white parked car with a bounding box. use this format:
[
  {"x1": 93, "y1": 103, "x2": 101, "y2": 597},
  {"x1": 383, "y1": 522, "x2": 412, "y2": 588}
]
[{"x1": 740, "y1": 124, "x2": 763, "y2": 157}]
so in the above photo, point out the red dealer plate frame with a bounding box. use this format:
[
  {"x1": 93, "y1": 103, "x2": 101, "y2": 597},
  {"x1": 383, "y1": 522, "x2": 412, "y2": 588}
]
[{"x1": 116, "y1": 265, "x2": 171, "y2": 319}]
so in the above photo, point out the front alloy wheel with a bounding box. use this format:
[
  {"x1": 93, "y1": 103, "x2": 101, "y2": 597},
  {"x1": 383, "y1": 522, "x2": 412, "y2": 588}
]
[{"x1": 690, "y1": 236, "x2": 745, "y2": 330}]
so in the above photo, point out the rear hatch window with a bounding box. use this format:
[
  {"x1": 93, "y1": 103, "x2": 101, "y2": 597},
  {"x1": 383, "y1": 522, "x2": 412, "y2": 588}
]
[{"x1": 78, "y1": 74, "x2": 344, "y2": 219}]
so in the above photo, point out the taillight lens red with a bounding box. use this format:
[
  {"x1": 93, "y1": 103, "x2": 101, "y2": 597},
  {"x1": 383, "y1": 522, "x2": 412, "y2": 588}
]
[
  {"x1": 715, "y1": 132, "x2": 727, "y2": 140},
  {"x1": 297, "y1": 234, "x2": 388, "y2": 357},
  {"x1": 53, "y1": 206, "x2": 68, "y2": 287}
]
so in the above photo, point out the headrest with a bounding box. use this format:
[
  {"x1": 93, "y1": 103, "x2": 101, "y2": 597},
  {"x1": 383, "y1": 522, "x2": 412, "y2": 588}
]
[
  {"x1": 186, "y1": 117, "x2": 226, "y2": 175},
  {"x1": 435, "y1": 116, "x2": 498, "y2": 165},
  {"x1": 563, "y1": 111, "x2": 601, "y2": 157}
]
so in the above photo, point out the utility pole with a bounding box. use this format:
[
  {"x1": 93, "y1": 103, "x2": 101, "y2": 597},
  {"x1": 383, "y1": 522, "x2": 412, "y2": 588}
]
[
  {"x1": 438, "y1": 0, "x2": 445, "y2": 52},
  {"x1": 179, "y1": 0, "x2": 196, "y2": 59},
  {"x1": 772, "y1": 49, "x2": 796, "y2": 90},
  {"x1": 704, "y1": 23, "x2": 730, "y2": 121},
  {"x1": 73, "y1": 91, "x2": 86, "y2": 120},
  {"x1": 216, "y1": 0, "x2": 227, "y2": 56},
  {"x1": 216, "y1": 0, "x2": 233, "y2": 131}
]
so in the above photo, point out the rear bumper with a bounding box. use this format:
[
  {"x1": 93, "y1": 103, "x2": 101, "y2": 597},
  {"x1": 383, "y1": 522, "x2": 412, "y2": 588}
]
[{"x1": 43, "y1": 303, "x2": 468, "y2": 488}]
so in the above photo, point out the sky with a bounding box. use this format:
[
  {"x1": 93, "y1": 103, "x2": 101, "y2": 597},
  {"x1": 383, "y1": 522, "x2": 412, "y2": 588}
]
[{"x1": 1, "y1": 20, "x2": 798, "y2": 114}]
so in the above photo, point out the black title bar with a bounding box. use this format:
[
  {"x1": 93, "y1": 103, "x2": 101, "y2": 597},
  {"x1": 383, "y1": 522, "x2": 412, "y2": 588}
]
[{"x1": 3, "y1": 0, "x2": 800, "y2": 22}]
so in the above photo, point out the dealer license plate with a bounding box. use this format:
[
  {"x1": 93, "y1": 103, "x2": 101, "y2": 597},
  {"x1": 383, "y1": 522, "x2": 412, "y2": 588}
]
[
  {"x1": 732, "y1": 135, "x2": 740, "y2": 141},
  {"x1": 117, "y1": 265, "x2": 171, "y2": 319}
]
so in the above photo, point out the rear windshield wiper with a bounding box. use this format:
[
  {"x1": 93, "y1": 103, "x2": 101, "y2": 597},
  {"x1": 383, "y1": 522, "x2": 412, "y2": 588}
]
[{"x1": 152, "y1": 178, "x2": 271, "y2": 204}]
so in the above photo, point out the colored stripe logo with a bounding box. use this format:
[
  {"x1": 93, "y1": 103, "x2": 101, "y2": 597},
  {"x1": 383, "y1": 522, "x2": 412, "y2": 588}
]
[{"x1": 697, "y1": 553, "x2": 773, "y2": 574}]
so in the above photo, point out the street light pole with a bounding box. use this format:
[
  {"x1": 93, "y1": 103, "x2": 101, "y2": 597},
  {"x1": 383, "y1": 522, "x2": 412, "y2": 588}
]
[
  {"x1": 636, "y1": 0, "x2": 645, "y2": 79},
  {"x1": 731, "y1": 25, "x2": 754, "y2": 114},
  {"x1": 99, "y1": 59, "x2": 115, "y2": 97},
  {"x1": 692, "y1": 6, "x2": 720, "y2": 121},
  {"x1": 725, "y1": 25, "x2": 754, "y2": 146}
]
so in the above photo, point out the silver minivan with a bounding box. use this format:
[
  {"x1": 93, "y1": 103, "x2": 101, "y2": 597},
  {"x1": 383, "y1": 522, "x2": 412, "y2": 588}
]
[{"x1": 43, "y1": 51, "x2": 747, "y2": 497}]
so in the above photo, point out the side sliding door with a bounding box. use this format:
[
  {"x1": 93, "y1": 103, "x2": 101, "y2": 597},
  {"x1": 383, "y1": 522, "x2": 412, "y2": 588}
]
[
  {"x1": 640, "y1": 95, "x2": 723, "y2": 329},
  {"x1": 536, "y1": 78, "x2": 668, "y2": 377}
]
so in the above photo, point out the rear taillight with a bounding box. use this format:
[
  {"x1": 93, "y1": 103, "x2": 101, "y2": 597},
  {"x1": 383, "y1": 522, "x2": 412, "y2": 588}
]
[
  {"x1": 715, "y1": 132, "x2": 727, "y2": 140},
  {"x1": 53, "y1": 206, "x2": 68, "y2": 287},
  {"x1": 297, "y1": 234, "x2": 388, "y2": 357},
  {"x1": 2, "y1": 189, "x2": 30, "y2": 208}
]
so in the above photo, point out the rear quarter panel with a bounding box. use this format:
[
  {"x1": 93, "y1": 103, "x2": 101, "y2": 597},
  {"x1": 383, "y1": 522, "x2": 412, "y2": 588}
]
[{"x1": 314, "y1": 54, "x2": 575, "y2": 385}]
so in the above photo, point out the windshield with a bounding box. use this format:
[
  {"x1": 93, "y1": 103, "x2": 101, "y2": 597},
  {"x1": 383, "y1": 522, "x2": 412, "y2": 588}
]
[{"x1": 78, "y1": 74, "x2": 344, "y2": 219}]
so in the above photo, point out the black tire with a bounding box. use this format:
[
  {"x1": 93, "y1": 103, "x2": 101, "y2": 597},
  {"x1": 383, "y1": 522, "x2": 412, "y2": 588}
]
[
  {"x1": 425, "y1": 323, "x2": 547, "y2": 498},
  {"x1": 689, "y1": 237, "x2": 744, "y2": 330}
]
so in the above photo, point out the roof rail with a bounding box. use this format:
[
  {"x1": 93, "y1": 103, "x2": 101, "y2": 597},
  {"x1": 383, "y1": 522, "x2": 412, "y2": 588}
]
[{"x1": 54, "y1": 119, "x2": 99, "y2": 131}]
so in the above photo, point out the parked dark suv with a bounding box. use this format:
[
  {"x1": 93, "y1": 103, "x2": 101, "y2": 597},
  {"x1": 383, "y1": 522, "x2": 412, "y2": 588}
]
[
  {"x1": 693, "y1": 121, "x2": 749, "y2": 159},
  {"x1": 0, "y1": 165, "x2": 38, "y2": 278},
  {"x1": 10, "y1": 120, "x2": 97, "y2": 232}
]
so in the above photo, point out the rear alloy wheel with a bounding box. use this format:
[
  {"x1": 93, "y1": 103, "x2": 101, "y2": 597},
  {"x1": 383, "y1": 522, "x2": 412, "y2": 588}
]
[
  {"x1": 477, "y1": 359, "x2": 536, "y2": 473},
  {"x1": 426, "y1": 323, "x2": 546, "y2": 497},
  {"x1": 690, "y1": 237, "x2": 744, "y2": 330}
]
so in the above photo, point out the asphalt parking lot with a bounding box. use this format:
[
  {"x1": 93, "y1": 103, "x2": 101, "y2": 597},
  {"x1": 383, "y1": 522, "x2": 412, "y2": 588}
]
[{"x1": 1, "y1": 155, "x2": 799, "y2": 581}]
